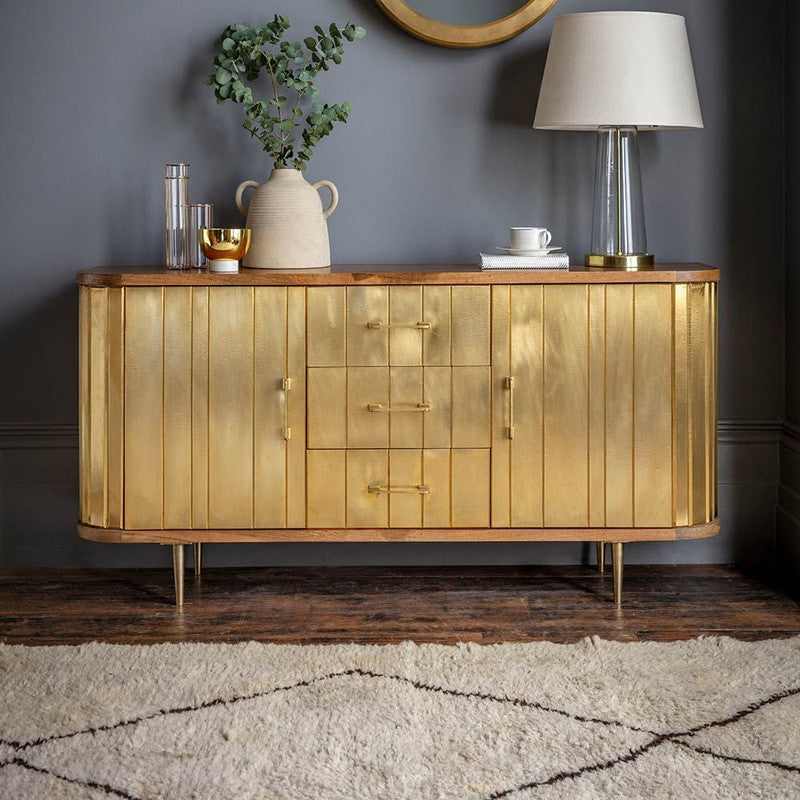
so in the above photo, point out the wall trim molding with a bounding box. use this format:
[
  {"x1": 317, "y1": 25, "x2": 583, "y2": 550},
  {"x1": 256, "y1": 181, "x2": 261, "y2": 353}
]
[
  {"x1": 0, "y1": 418, "x2": 789, "y2": 450},
  {"x1": 781, "y1": 419, "x2": 800, "y2": 455},
  {"x1": 0, "y1": 423, "x2": 79, "y2": 449},
  {"x1": 717, "y1": 418, "x2": 783, "y2": 444}
]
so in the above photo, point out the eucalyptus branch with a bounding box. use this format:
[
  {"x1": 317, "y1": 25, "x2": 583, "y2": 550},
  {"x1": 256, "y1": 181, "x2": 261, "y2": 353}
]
[{"x1": 205, "y1": 16, "x2": 365, "y2": 170}]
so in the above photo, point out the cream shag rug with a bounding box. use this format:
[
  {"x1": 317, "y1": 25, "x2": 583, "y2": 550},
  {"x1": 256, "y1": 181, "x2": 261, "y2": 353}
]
[{"x1": 0, "y1": 637, "x2": 799, "y2": 799}]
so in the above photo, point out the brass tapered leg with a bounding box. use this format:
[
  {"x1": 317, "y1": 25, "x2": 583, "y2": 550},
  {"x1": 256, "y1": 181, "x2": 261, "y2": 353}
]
[
  {"x1": 172, "y1": 544, "x2": 185, "y2": 608},
  {"x1": 193, "y1": 542, "x2": 202, "y2": 576},
  {"x1": 612, "y1": 542, "x2": 624, "y2": 607},
  {"x1": 596, "y1": 542, "x2": 605, "y2": 574}
]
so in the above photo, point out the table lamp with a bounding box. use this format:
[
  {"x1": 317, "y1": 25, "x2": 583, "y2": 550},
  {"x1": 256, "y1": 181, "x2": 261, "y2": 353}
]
[{"x1": 534, "y1": 12, "x2": 703, "y2": 270}]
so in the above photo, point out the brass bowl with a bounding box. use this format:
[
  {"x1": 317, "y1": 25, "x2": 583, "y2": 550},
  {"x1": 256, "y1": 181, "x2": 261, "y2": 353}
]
[{"x1": 199, "y1": 228, "x2": 251, "y2": 261}]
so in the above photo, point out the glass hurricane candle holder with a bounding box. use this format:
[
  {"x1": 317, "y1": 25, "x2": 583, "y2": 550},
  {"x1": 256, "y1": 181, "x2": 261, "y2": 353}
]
[
  {"x1": 164, "y1": 163, "x2": 189, "y2": 269},
  {"x1": 186, "y1": 203, "x2": 214, "y2": 268}
]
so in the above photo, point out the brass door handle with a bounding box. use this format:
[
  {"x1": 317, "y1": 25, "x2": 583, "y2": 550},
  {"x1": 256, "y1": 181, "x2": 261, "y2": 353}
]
[
  {"x1": 367, "y1": 402, "x2": 432, "y2": 413},
  {"x1": 366, "y1": 321, "x2": 432, "y2": 330},
  {"x1": 368, "y1": 484, "x2": 431, "y2": 495},
  {"x1": 282, "y1": 377, "x2": 292, "y2": 440},
  {"x1": 505, "y1": 376, "x2": 515, "y2": 440}
]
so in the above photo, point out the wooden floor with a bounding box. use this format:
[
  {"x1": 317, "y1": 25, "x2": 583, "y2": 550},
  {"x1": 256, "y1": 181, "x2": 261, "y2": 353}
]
[{"x1": 1, "y1": 565, "x2": 798, "y2": 646}]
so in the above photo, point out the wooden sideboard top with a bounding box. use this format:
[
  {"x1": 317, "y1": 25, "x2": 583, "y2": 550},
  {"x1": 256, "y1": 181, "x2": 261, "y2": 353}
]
[{"x1": 76, "y1": 263, "x2": 720, "y2": 287}]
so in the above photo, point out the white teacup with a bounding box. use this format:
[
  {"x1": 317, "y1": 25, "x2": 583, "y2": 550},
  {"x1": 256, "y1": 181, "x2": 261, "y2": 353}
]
[{"x1": 510, "y1": 227, "x2": 552, "y2": 251}]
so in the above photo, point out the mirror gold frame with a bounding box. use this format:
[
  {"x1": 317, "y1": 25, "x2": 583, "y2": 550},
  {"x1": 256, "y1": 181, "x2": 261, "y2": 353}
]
[{"x1": 375, "y1": 0, "x2": 559, "y2": 48}]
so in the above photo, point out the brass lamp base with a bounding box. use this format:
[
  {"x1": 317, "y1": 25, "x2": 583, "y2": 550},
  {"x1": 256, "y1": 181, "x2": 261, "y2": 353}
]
[{"x1": 585, "y1": 254, "x2": 655, "y2": 271}]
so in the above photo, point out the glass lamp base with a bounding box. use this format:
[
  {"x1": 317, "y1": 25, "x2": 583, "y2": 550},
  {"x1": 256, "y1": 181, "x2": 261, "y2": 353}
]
[{"x1": 585, "y1": 253, "x2": 655, "y2": 271}]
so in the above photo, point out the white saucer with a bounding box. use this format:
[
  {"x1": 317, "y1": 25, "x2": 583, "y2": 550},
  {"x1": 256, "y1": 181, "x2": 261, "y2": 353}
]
[{"x1": 497, "y1": 246, "x2": 563, "y2": 256}]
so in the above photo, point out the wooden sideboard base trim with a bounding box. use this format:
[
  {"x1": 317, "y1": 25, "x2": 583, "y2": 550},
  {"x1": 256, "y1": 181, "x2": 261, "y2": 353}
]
[{"x1": 77, "y1": 518, "x2": 720, "y2": 544}]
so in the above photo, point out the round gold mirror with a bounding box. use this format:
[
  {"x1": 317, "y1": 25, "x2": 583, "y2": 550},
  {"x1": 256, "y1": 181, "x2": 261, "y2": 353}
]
[{"x1": 375, "y1": 0, "x2": 559, "y2": 48}]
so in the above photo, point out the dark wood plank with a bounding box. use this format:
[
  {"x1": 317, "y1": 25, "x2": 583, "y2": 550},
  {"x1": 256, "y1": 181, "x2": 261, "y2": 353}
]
[
  {"x1": 0, "y1": 565, "x2": 796, "y2": 646},
  {"x1": 76, "y1": 263, "x2": 721, "y2": 287}
]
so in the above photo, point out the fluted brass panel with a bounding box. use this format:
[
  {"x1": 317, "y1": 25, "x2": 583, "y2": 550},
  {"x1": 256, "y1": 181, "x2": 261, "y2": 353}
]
[
  {"x1": 423, "y1": 286, "x2": 451, "y2": 366},
  {"x1": 163, "y1": 288, "x2": 192, "y2": 529},
  {"x1": 307, "y1": 450, "x2": 345, "y2": 526},
  {"x1": 124, "y1": 288, "x2": 163, "y2": 530},
  {"x1": 348, "y1": 367, "x2": 390, "y2": 448},
  {"x1": 451, "y1": 286, "x2": 490, "y2": 365},
  {"x1": 711, "y1": 282, "x2": 718, "y2": 517},
  {"x1": 307, "y1": 287, "x2": 345, "y2": 366},
  {"x1": 689, "y1": 282, "x2": 711, "y2": 524},
  {"x1": 79, "y1": 288, "x2": 90, "y2": 522},
  {"x1": 191, "y1": 288, "x2": 209, "y2": 529},
  {"x1": 106, "y1": 289, "x2": 124, "y2": 529},
  {"x1": 208, "y1": 287, "x2": 254, "y2": 528},
  {"x1": 605, "y1": 284, "x2": 634, "y2": 527},
  {"x1": 254, "y1": 287, "x2": 287, "y2": 528},
  {"x1": 307, "y1": 368, "x2": 347, "y2": 449},
  {"x1": 423, "y1": 367, "x2": 451, "y2": 449},
  {"x1": 390, "y1": 287, "x2": 423, "y2": 366},
  {"x1": 451, "y1": 449, "x2": 490, "y2": 527},
  {"x1": 543, "y1": 285, "x2": 588, "y2": 527},
  {"x1": 633, "y1": 285, "x2": 673, "y2": 527},
  {"x1": 389, "y1": 450, "x2": 423, "y2": 526},
  {"x1": 452, "y1": 366, "x2": 491, "y2": 449},
  {"x1": 509, "y1": 285, "x2": 544, "y2": 527},
  {"x1": 491, "y1": 286, "x2": 511, "y2": 528},
  {"x1": 390, "y1": 367, "x2": 424, "y2": 448},
  {"x1": 286, "y1": 287, "x2": 307, "y2": 527},
  {"x1": 423, "y1": 449, "x2": 450, "y2": 527},
  {"x1": 347, "y1": 286, "x2": 388, "y2": 366},
  {"x1": 347, "y1": 449, "x2": 389, "y2": 527},
  {"x1": 588, "y1": 285, "x2": 606, "y2": 528},
  {"x1": 672, "y1": 283, "x2": 690, "y2": 527},
  {"x1": 88, "y1": 288, "x2": 108, "y2": 527}
]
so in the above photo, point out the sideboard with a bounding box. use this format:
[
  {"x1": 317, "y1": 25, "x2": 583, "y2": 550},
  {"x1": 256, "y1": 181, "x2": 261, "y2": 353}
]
[{"x1": 76, "y1": 264, "x2": 720, "y2": 607}]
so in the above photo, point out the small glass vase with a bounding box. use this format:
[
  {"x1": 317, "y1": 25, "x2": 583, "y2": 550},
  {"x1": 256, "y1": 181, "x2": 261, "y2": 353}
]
[
  {"x1": 186, "y1": 203, "x2": 214, "y2": 268},
  {"x1": 164, "y1": 164, "x2": 189, "y2": 269}
]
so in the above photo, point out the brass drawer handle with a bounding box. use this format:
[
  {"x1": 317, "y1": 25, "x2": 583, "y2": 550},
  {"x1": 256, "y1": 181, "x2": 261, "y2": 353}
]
[
  {"x1": 366, "y1": 321, "x2": 432, "y2": 330},
  {"x1": 505, "y1": 376, "x2": 515, "y2": 440},
  {"x1": 368, "y1": 484, "x2": 431, "y2": 495},
  {"x1": 367, "y1": 402, "x2": 432, "y2": 413},
  {"x1": 282, "y1": 377, "x2": 292, "y2": 440}
]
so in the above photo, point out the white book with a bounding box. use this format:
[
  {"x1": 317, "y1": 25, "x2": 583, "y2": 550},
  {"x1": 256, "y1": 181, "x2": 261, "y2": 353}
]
[{"x1": 479, "y1": 253, "x2": 570, "y2": 270}]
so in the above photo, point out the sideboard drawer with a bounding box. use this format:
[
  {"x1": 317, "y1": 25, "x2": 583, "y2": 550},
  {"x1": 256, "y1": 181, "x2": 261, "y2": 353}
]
[
  {"x1": 306, "y1": 448, "x2": 490, "y2": 528},
  {"x1": 307, "y1": 366, "x2": 491, "y2": 449},
  {"x1": 306, "y1": 286, "x2": 490, "y2": 367}
]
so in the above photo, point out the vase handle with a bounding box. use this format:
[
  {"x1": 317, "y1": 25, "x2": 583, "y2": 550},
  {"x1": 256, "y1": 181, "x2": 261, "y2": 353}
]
[
  {"x1": 235, "y1": 180, "x2": 260, "y2": 217},
  {"x1": 312, "y1": 180, "x2": 339, "y2": 220}
]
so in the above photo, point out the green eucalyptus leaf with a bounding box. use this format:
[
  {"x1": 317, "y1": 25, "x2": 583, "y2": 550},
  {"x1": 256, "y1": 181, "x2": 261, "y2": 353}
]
[{"x1": 207, "y1": 17, "x2": 365, "y2": 170}]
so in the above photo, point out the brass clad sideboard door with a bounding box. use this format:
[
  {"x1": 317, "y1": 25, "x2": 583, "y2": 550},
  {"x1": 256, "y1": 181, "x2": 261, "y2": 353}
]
[
  {"x1": 117, "y1": 286, "x2": 306, "y2": 531},
  {"x1": 491, "y1": 282, "x2": 717, "y2": 530}
]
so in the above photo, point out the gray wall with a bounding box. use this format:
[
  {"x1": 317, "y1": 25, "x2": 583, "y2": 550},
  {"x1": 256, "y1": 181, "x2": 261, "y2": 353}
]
[{"x1": 0, "y1": 0, "x2": 787, "y2": 568}]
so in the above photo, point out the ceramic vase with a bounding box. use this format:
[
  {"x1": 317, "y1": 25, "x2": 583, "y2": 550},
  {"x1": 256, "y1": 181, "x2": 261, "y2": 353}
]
[{"x1": 235, "y1": 168, "x2": 338, "y2": 269}]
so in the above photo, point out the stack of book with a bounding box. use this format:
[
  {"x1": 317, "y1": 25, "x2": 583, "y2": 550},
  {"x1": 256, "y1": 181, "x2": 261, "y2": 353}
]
[{"x1": 479, "y1": 253, "x2": 570, "y2": 270}]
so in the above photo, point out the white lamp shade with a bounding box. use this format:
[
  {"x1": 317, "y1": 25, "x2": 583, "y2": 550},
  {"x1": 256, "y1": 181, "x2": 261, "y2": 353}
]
[{"x1": 534, "y1": 12, "x2": 703, "y2": 131}]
